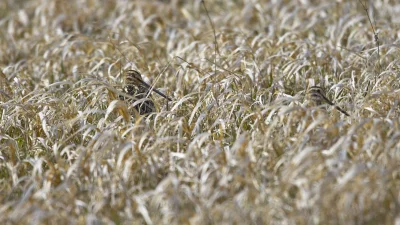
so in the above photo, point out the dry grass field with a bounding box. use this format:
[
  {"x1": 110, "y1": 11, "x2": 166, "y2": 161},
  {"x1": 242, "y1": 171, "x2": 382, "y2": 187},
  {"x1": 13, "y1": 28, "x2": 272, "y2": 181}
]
[{"x1": 1, "y1": 0, "x2": 400, "y2": 224}]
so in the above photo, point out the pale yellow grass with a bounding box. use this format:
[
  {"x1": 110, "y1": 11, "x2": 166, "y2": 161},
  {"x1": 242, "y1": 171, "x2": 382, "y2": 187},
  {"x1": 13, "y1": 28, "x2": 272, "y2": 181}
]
[{"x1": 0, "y1": 0, "x2": 400, "y2": 224}]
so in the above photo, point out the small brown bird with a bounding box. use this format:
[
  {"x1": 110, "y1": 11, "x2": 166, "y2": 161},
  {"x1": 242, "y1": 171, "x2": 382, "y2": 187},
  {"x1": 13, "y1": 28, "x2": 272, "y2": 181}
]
[
  {"x1": 120, "y1": 69, "x2": 172, "y2": 115},
  {"x1": 308, "y1": 86, "x2": 350, "y2": 116}
]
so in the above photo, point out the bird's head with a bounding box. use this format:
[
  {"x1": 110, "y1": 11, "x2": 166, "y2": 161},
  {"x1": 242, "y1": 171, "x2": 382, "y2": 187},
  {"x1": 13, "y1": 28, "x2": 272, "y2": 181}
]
[{"x1": 126, "y1": 69, "x2": 144, "y2": 86}]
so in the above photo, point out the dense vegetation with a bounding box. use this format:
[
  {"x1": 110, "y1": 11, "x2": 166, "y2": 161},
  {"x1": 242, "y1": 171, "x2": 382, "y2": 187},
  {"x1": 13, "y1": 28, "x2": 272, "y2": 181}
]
[{"x1": 1, "y1": 0, "x2": 399, "y2": 224}]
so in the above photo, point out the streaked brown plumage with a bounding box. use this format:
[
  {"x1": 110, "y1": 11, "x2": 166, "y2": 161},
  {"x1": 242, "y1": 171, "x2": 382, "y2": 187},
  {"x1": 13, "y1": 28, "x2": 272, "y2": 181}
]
[
  {"x1": 308, "y1": 86, "x2": 350, "y2": 116},
  {"x1": 120, "y1": 69, "x2": 172, "y2": 115}
]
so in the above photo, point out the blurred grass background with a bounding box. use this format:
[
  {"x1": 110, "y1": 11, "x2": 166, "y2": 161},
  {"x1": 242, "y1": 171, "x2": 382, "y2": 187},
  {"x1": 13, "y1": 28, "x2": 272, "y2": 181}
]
[{"x1": 0, "y1": 0, "x2": 400, "y2": 224}]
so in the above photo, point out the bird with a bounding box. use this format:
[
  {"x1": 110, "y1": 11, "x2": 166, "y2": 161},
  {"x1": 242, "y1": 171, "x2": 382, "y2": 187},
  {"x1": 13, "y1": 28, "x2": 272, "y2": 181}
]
[
  {"x1": 120, "y1": 69, "x2": 172, "y2": 115},
  {"x1": 307, "y1": 86, "x2": 350, "y2": 116}
]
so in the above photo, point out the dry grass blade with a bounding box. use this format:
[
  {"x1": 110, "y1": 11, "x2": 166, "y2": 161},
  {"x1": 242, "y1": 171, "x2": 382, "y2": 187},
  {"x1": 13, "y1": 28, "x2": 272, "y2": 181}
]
[
  {"x1": 0, "y1": 69, "x2": 12, "y2": 101},
  {"x1": 104, "y1": 100, "x2": 131, "y2": 123}
]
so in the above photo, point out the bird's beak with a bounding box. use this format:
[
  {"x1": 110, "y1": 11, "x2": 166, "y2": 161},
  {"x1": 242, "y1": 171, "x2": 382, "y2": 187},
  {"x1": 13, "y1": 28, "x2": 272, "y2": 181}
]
[
  {"x1": 319, "y1": 94, "x2": 334, "y2": 106},
  {"x1": 136, "y1": 79, "x2": 172, "y2": 101}
]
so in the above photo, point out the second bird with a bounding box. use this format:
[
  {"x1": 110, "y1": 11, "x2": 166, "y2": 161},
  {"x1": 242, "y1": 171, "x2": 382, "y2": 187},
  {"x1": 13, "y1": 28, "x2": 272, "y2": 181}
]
[{"x1": 308, "y1": 86, "x2": 350, "y2": 116}]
